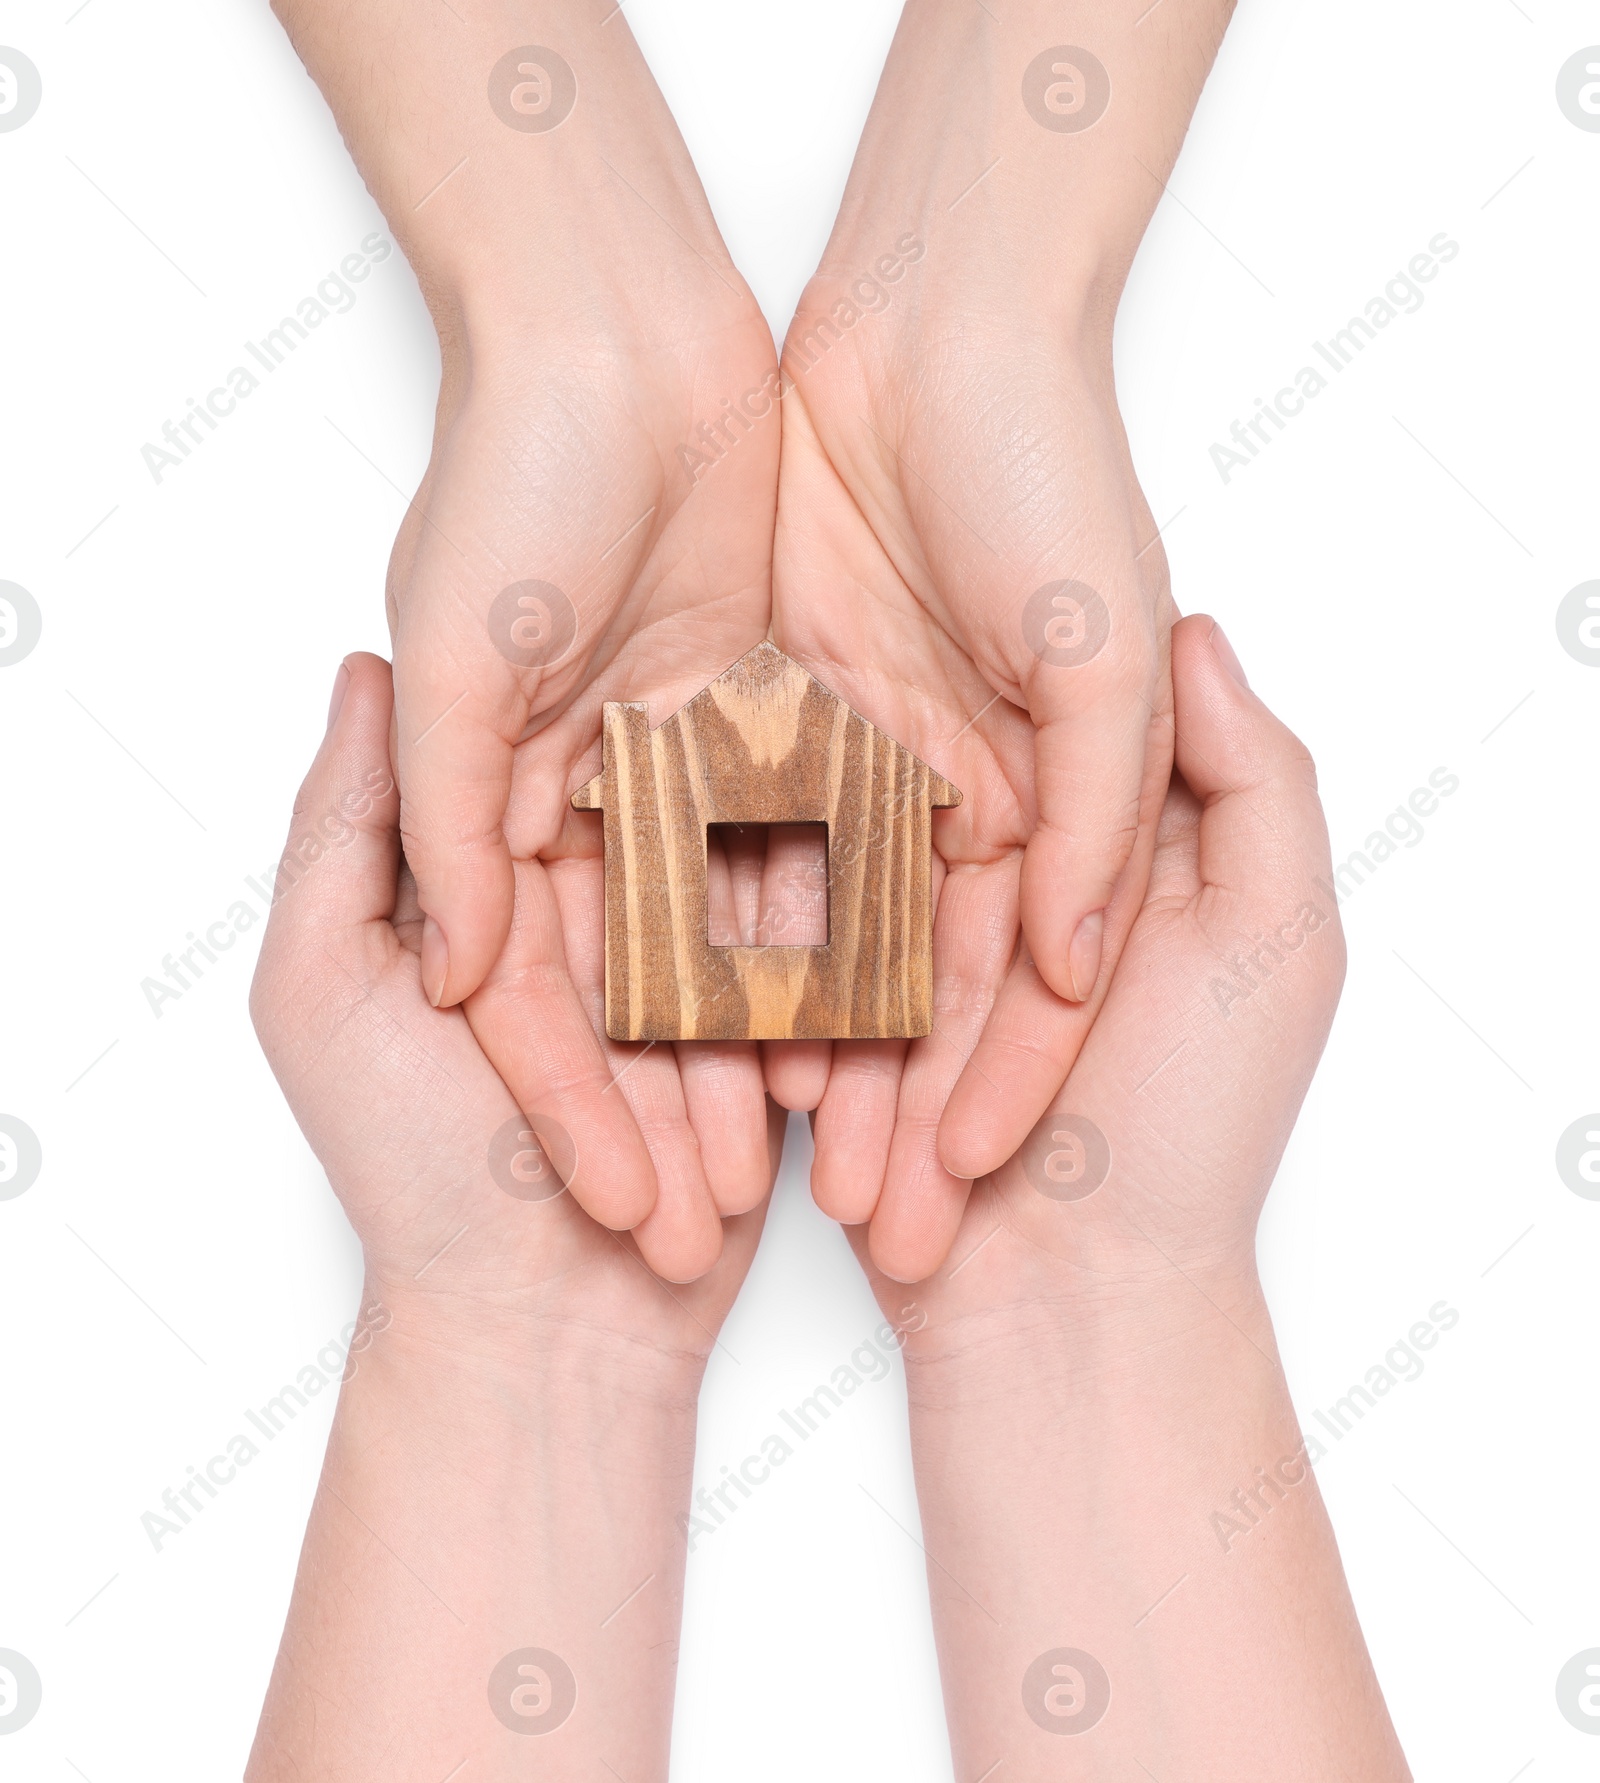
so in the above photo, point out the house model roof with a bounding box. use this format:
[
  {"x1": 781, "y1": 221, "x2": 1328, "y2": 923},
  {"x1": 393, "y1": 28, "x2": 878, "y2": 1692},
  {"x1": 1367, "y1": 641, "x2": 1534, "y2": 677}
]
[{"x1": 573, "y1": 640, "x2": 961, "y2": 816}]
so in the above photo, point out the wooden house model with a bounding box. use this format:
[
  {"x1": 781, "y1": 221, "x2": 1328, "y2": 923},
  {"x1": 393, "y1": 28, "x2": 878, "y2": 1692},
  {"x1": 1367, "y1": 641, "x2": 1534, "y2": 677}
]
[{"x1": 572, "y1": 642, "x2": 961, "y2": 1042}]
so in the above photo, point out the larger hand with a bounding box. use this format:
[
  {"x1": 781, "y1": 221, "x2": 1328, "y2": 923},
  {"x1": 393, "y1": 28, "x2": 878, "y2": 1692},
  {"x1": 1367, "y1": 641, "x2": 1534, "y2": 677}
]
[
  {"x1": 768, "y1": 0, "x2": 1236, "y2": 1279},
  {"x1": 273, "y1": 2, "x2": 782, "y2": 1274}
]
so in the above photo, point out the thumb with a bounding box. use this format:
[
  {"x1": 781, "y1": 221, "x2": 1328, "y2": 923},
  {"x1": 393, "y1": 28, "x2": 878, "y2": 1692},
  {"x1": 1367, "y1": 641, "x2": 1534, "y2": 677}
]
[
  {"x1": 391, "y1": 610, "x2": 534, "y2": 1010},
  {"x1": 1170, "y1": 613, "x2": 1341, "y2": 932},
  {"x1": 1016, "y1": 580, "x2": 1158, "y2": 1002},
  {"x1": 254, "y1": 653, "x2": 401, "y2": 981}
]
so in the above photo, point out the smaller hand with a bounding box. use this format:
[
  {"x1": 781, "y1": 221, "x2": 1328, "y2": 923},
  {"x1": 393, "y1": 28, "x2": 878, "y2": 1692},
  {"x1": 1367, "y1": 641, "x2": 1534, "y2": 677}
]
[
  {"x1": 250, "y1": 654, "x2": 784, "y2": 1354},
  {"x1": 851, "y1": 614, "x2": 1344, "y2": 1336},
  {"x1": 839, "y1": 620, "x2": 1406, "y2": 1783},
  {"x1": 247, "y1": 655, "x2": 781, "y2": 1782}
]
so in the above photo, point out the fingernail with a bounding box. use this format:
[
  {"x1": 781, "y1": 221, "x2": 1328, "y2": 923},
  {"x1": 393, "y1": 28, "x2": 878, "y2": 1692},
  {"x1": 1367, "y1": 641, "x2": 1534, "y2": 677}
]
[
  {"x1": 422, "y1": 916, "x2": 449, "y2": 1007},
  {"x1": 1067, "y1": 909, "x2": 1105, "y2": 1003},
  {"x1": 1209, "y1": 622, "x2": 1249, "y2": 689},
  {"x1": 326, "y1": 660, "x2": 351, "y2": 732}
]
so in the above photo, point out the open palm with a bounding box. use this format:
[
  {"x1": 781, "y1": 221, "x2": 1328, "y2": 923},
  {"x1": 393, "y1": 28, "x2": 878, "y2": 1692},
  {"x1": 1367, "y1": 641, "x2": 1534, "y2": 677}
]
[
  {"x1": 770, "y1": 275, "x2": 1175, "y2": 1281},
  {"x1": 387, "y1": 246, "x2": 783, "y2": 1280}
]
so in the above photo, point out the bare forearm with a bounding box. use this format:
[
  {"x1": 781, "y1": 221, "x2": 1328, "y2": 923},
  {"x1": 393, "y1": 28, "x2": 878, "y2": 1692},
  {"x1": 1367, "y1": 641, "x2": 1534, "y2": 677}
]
[
  {"x1": 906, "y1": 1275, "x2": 1409, "y2": 1781},
  {"x1": 270, "y1": 0, "x2": 727, "y2": 332},
  {"x1": 246, "y1": 1300, "x2": 703, "y2": 1781},
  {"x1": 827, "y1": 0, "x2": 1236, "y2": 332}
]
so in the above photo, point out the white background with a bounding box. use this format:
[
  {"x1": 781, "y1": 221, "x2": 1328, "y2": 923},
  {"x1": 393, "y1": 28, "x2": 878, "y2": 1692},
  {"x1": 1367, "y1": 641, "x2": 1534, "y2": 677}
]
[{"x1": 2, "y1": 1, "x2": 1597, "y2": 1778}]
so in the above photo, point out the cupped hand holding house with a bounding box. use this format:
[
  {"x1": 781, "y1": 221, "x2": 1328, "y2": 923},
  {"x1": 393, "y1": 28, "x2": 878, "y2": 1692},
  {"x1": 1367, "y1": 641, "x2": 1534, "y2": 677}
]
[
  {"x1": 271, "y1": 0, "x2": 785, "y2": 1274},
  {"x1": 761, "y1": 2, "x2": 1237, "y2": 1280},
  {"x1": 769, "y1": 286, "x2": 1173, "y2": 1282}
]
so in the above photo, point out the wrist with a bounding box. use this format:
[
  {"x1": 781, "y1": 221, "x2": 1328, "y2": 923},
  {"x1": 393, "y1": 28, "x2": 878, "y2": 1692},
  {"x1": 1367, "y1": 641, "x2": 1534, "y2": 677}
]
[
  {"x1": 819, "y1": 0, "x2": 1234, "y2": 345},
  {"x1": 888, "y1": 1246, "x2": 1402, "y2": 1783},
  {"x1": 248, "y1": 1274, "x2": 705, "y2": 1779},
  {"x1": 355, "y1": 1279, "x2": 711, "y2": 1427},
  {"x1": 813, "y1": 180, "x2": 1124, "y2": 355},
  {"x1": 276, "y1": 2, "x2": 743, "y2": 356},
  {"x1": 901, "y1": 1248, "x2": 1270, "y2": 1408},
  {"x1": 407, "y1": 186, "x2": 744, "y2": 392}
]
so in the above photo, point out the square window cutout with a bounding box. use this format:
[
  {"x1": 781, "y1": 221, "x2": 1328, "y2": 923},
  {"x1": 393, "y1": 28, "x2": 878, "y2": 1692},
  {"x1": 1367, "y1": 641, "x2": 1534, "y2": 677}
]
[{"x1": 706, "y1": 823, "x2": 828, "y2": 947}]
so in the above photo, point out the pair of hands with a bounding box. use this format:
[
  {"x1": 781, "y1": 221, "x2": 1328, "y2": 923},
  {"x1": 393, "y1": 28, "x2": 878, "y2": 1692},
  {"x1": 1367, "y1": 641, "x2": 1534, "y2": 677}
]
[
  {"x1": 252, "y1": 616, "x2": 1336, "y2": 1405},
  {"x1": 345, "y1": 6, "x2": 1193, "y2": 1285},
  {"x1": 249, "y1": 635, "x2": 1407, "y2": 1783},
  {"x1": 248, "y1": 632, "x2": 1400, "y2": 1777},
  {"x1": 246, "y1": 13, "x2": 1416, "y2": 1774}
]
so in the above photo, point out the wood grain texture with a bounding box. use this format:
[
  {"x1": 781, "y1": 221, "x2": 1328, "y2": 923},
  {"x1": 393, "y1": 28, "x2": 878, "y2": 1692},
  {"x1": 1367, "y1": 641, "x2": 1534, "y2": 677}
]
[{"x1": 572, "y1": 642, "x2": 961, "y2": 1042}]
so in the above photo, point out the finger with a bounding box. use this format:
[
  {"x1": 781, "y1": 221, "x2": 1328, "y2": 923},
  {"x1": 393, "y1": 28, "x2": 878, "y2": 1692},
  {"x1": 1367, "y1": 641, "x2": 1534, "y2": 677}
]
[
  {"x1": 1171, "y1": 615, "x2": 1337, "y2": 907},
  {"x1": 462, "y1": 857, "x2": 659, "y2": 1233},
  {"x1": 868, "y1": 1097, "x2": 972, "y2": 1285},
  {"x1": 867, "y1": 860, "x2": 1015, "y2": 1281},
  {"x1": 391, "y1": 603, "x2": 530, "y2": 1010},
  {"x1": 256, "y1": 653, "x2": 400, "y2": 973},
  {"x1": 810, "y1": 1040, "x2": 905, "y2": 1224},
  {"x1": 761, "y1": 1040, "x2": 833, "y2": 1112},
  {"x1": 939, "y1": 953, "x2": 1083, "y2": 1179},
  {"x1": 676, "y1": 1040, "x2": 771, "y2": 1216},
  {"x1": 544, "y1": 855, "x2": 725, "y2": 1281},
  {"x1": 842, "y1": 1189, "x2": 992, "y2": 1333},
  {"x1": 608, "y1": 1095, "x2": 787, "y2": 1327},
  {"x1": 1018, "y1": 610, "x2": 1158, "y2": 1005},
  {"x1": 939, "y1": 700, "x2": 1171, "y2": 1180},
  {"x1": 609, "y1": 1043, "x2": 726, "y2": 1283},
  {"x1": 691, "y1": 1095, "x2": 788, "y2": 1276}
]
